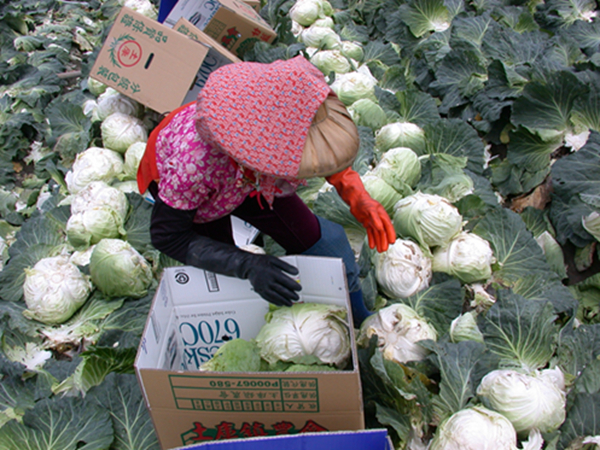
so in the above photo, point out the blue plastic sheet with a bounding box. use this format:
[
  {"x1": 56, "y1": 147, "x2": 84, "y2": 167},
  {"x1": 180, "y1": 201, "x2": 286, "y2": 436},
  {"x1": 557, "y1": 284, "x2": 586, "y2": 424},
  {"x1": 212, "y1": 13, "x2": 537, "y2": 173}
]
[
  {"x1": 170, "y1": 429, "x2": 393, "y2": 450},
  {"x1": 158, "y1": 0, "x2": 178, "y2": 22}
]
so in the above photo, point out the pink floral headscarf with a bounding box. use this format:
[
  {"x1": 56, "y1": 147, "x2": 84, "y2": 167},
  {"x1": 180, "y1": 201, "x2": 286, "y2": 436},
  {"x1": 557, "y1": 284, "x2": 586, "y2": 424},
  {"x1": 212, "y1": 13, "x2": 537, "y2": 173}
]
[{"x1": 195, "y1": 55, "x2": 332, "y2": 207}]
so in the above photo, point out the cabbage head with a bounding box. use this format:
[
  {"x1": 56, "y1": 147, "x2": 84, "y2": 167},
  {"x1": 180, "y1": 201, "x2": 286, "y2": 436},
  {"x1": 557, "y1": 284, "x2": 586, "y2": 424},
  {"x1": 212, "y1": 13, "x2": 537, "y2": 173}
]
[
  {"x1": 583, "y1": 211, "x2": 600, "y2": 242},
  {"x1": 86, "y1": 77, "x2": 107, "y2": 97},
  {"x1": 101, "y1": 112, "x2": 148, "y2": 154},
  {"x1": 291, "y1": 20, "x2": 304, "y2": 38},
  {"x1": 450, "y1": 311, "x2": 484, "y2": 343},
  {"x1": 476, "y1": 368, "x2": 567, "y2": 434},
  {"x1": 330, "y1": 67, "x2": 378, "y2": 106},
  {"x1": 121, "y1": 141, "x2": 147, "y2": 181},
  {"x1": 425, "y1": 171, "x2": 474, "y2": 203},
  {"x1": 348, "y1": 99, "x2": 388, "y2": 131},
  {"x1": 70, "y1": 181, "x2": 129, "y2": 219},
  {"x1": 23, "y1": 255, "x2": 93, "y2": 324},
  {"x1": 122, "y1": 0, "x2": 158, "y2": 18},
  {"x1": 565, "y1": 129, "x2": 590, "y2": 151},
  {"x1": 392, "y1": 192, "x2": 463, "y2": 249},
  {"x1": 372, "y1": 147, "x2": 421, "y2": 192},
  {"x1": 289, "y1": 0, "x2": 327, "y2": 26},
  {"x1": 301, "y1": 25, "x2": 341, "y2": 50},
  {"x1": 312, "y1": 17, "x2": 334, "y2": 28},
  {"x1": 375, "y1": 121, "x2": 426, "y2": 154},
  {"x1": 199, "y1": 339, "x2": 262, "y2": 372},
  {"x1": 535, "y1": 231, "x2": 567, "y2": 279},
  {"x1": 67, "y1": 207, "x2": 125, "y2": 248},
  {"x1": 65, "y1": 147, "x2": 124, "y2": 194},
  {"x1": 419, "y1": 153, "x2": 474, "y2": 203},
  {"x1": 87, "y1": 88, "x2": 142, "y2": 122},
  {"x1": 89, "y1": 239, "x2": 153, "y2": 298},
  {"x1": 318, "y1": 0, "x2": 333, "y2": 16},
  {"x1": 432, "y1": 231, "x2": 495, "y2": 283},
  {"x1": 66, "y1": 181, "x2": 129, "y2": 248},
  {"x1": 340, "y1": 41, "x2": 364, "y2": 61},
  {"x1": 373, "y1": 239, "x2": 432, "y2": 299},
  {"x1": 255, "y1": 302, "x2": 351, "y2": 368},
  {"x1": 357, "y1": 303, "x2": 437, "y2": 364},
  {"x1": 429, "y1": 406, "x2": 518, "y2": 450},
  {"x1": 310, "y1": 50, "x2": 351, "y2": 75},
  {"x1": 361, "y1": 172, "x2": 403, "y2": 216},
  {"x1": 583, "y1": 437, "x2": 600, "y2": 447}
]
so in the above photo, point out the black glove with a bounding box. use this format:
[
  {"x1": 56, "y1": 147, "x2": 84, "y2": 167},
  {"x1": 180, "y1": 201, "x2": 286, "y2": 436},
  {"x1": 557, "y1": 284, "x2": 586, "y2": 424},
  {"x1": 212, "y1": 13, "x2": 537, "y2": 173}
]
[{"x1": 186, "y1": 235, "x2": 301, "y2": 306}]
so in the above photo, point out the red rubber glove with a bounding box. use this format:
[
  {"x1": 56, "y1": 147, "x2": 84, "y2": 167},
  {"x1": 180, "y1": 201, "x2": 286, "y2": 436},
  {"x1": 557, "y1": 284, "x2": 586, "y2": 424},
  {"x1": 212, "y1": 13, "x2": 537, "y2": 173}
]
[{"x1": 327, "y1": 167, "x2": 396, "y2": 252}]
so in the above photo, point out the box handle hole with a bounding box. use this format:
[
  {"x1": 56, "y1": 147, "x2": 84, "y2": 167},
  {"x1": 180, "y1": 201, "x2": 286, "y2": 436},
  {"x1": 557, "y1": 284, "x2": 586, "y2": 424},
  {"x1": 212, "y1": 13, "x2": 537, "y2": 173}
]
[{"x1": 144, "y1": 53, "x2": 154, "y2": 69}]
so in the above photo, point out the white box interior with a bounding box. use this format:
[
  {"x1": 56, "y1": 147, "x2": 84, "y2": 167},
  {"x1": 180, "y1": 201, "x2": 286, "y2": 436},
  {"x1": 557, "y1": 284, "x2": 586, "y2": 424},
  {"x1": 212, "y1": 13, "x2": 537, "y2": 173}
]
[{"x1": 136, "y1": 256, "x2": 354, "y2": 372}]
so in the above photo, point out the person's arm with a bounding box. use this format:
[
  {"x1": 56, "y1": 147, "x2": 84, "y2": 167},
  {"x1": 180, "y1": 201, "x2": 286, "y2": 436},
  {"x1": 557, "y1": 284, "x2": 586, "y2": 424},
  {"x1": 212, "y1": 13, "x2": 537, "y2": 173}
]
[
  {"x1": 150, "y1": 196, "x2": 301, "y2": 306},
  {"x1": 326, "y1": 167, "x2": 396, "y2": 252},
  {"x1": 150, "y1": 195, "x2": 197, "y2": 263}
]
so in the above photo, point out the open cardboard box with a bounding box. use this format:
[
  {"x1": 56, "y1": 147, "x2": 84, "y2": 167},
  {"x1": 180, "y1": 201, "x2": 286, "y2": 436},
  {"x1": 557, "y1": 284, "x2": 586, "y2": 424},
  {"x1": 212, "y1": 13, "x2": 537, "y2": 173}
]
[
  {"x1": 90, "y1": 7, "x2": 239, "y2": 114},
  {"x1": 135, "y1": 256, "x2": 364, "y2": 450}
]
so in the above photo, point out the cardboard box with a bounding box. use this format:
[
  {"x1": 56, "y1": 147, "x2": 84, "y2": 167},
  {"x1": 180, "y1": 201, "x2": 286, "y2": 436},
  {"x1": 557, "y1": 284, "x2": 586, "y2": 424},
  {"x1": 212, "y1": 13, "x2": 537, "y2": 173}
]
[
  {"x1": 90, "y1": 7, "x2": 237, "y2": 114},
  {"x1": 173, "y1": 18, "x2": 240, "y2": 105},
  {"x1": 158, "y1": 0, "x2": 262, "y2": 21},
  {"x1": 163, "y1": 0, "x2": 276, "y2": 58},
  {"x1": 168, "y1": 429, "x2": 394, "y2": 450},
  {"x1": 135, "y1": 256, "x2": 364, "y2": 450}
]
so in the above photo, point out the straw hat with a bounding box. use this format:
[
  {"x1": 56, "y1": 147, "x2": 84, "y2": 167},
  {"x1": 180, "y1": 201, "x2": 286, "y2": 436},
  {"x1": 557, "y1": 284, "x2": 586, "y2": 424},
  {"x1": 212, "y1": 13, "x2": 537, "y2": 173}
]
[{"x1": 299, "y1": 93, "x2": 359, "y2": 177}]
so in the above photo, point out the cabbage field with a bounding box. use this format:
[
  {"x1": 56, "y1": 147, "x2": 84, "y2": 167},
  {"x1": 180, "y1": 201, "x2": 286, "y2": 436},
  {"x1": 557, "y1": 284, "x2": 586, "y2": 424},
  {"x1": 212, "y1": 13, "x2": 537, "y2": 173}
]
[{"x1": 0, "y1": 0, "x2": 599, "y2": 448}]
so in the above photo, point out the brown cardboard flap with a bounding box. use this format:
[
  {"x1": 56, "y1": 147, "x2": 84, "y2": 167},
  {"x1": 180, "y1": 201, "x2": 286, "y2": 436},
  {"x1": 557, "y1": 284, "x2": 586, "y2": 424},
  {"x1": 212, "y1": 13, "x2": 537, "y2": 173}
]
[
  {"x1": 219, "y1": 0, "x2": 269, "y2": 24},
  {"x1": 149, "y1": 408, "x2": 365, "y2": 449},
  {"x1": 173, "y1": 18, "x2": 242, "y2": 63},
  {"x1": 137, "y1": 368, "x2": 363, "y2": 413},
  {"x1": 90, "y1": 7, "x2": 209, "y2": 114}
]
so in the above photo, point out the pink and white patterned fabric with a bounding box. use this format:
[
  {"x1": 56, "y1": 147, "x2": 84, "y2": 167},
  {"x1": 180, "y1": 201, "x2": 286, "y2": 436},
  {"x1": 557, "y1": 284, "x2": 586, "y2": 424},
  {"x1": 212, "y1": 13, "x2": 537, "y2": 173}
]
[
  {"x1": 155, "y1": 103, "x2": 255, "y2": 223},
  {"x1": 155, "y1": 56, "x2": 332, "y2": 222},
  {"x1": 196, "y1": 55, "x2": 332, "y2": 206}
]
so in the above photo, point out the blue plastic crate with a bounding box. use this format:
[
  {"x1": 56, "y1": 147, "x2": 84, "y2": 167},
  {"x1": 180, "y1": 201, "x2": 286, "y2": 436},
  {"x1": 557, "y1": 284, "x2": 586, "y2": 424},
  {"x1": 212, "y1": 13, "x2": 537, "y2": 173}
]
[{"x1": 169, "y1": 429, "x2": 393, "y2": 450}]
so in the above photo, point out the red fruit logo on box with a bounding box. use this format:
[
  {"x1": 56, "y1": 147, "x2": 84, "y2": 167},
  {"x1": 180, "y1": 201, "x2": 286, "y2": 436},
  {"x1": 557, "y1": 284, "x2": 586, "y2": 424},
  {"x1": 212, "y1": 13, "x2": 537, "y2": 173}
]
[
  {"x1": 221, "y1": 27, "x2": 241, "y2": 50},
  {"x1": 108, "y1": 34, "x2": 142, "y2": 68}
]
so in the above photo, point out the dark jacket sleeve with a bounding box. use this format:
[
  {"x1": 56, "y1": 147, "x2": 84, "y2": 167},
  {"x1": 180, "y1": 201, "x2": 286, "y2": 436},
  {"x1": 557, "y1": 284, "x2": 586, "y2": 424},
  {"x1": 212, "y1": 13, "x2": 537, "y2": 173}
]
[{"x1": 150, "y1": 195, "x2": 198, "y2": 263}]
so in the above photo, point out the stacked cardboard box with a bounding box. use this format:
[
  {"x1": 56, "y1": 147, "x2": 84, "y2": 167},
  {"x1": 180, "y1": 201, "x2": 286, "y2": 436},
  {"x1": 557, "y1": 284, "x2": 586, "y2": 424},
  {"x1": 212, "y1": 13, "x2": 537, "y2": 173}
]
[
  {"x1": 163, "y1": 0, "x2": 276, "y2": 57},
  {"x1": 172, "y1": 18, "x2": 241, "y2": 105},
  {"x1": 90, "y1": 1, "x2": 274, "y2": 114}
]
